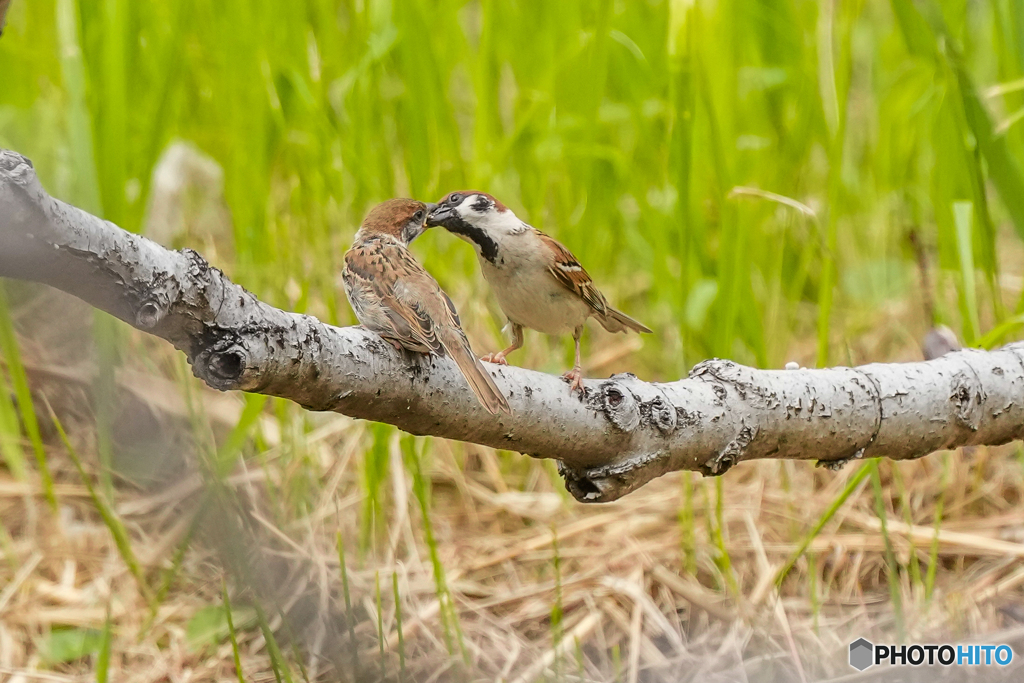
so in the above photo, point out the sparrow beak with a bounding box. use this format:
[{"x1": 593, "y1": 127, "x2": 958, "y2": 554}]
[
  {"x1": 423, "y1": 203, "x2": 438, "y2": 227},
  {"x1": 426, "y1": 204, "x2": 454, "y2": 228}
]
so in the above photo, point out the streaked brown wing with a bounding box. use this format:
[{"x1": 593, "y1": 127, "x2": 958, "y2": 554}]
[
  {"x1": 343, "y1": 234, "x2": 509, "y2": 414},
  {"x1": 535, "y1": 229, "x2": 608, "y2": 314},
  {"x1": 343, "y1": 237, "x2": 454, "y2": 355}
]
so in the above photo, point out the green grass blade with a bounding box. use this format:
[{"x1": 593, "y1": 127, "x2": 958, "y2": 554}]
[
  {"x1": 402, "y1": 434, "x2": 465, "y2": 661},
  {"x1": 891, "y1": 467, "x2": 922, "y2": 591},
  {"x1": 223, "y1": 580, "x2": 247, "y2": 683},
  {"x1": 925, "y1": 453, "x2": 950, "y2": 602},
  {"x1": 0, "y1": 366, "x2": 27, "y2": 481},
  {"x1": 869, "y1": 461, "x2": 905, "y2": 640},
  {"x1": 0, "y1": 288, "x2": 56, "y2": 510},
  {"x1": 711, "y1": 478, "x2": 738, "y2": 596},
  {"x1": 95, "y1": 0, "x2": 127, "y2": 224},
  {"x1": 776, "y1": 462, "x2": 872, "y2": 586},
  {"x1": 392, "y1": 571, "x2": 405, "y2": 682},
  {"x1": 336, "y1": 531, "x2": 359, "y2": 668},
  {"x1": 977, "y1": 312, "x2": 1024, "y2": 349},
  {"x1": 360, "y1": 423, "x2": 391, "y2": 553},
  {"x1": 96, "y1": 601, "x2": 113, "y2": 683},
  {"x1": 952, "y1": 60, "x2": 1024, "y2": 243},
  {"x1": 890, "y1": 0, "x2": 937, "y2": 59},
  {"x1": 216, "y1": 394, "x2": 268, "y2": 477},
  {"x1": 551, "y1": 525, "x2": 563, "y2": 681},
  {"x1": 816, "y1": 0, "x2": 856, "y2": 367},
  {"x1": 678, "y1": 473, "x2": 697, "y2": 575},
  {"x1": 375, "y1": 570, "x2": 385, "y2": 683},
  {"x1": 55, "y1": 0, "x2": 102, "y2": 214},
  {"x1": 92, "y1": 313, "x2": 118, "y2": 503},
  {"x1": 143, "y1": 498, "x2": 207, "y2": 636},
  {"x1": 953, "y1": 201, "x2": 980, "y2": 343},
  {"x1": 895, "y1": 0, "x2": 1024, "y2": 243},
  {"x1": 253, "y1": 599, "x2": 292, "y2": 683},
  {"x1": 47, "y1": 399, "x2": 151, "y2": 604}
]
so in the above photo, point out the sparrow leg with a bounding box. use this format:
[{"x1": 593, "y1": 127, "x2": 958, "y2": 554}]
[
  {"x1": 482, "y1": 323, "x2": 524, "y2": 365},
  {"x1": 562, "y1": 326, "x2": 584, "y2": 395}
]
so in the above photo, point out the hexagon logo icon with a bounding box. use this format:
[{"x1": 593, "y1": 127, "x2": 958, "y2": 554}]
[{"x1": 849, "y1": 638, "x2": 874, "y2": 671}]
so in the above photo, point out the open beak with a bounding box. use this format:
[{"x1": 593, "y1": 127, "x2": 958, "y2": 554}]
[
  {"x1": 426, "y1": 203, "x2": 454, "y2": 228},
  {"x1": 404, "y1": 204, "x2": 437, "y2": 245},
  {"x1": 423, "y1": 203, "x2": 438, "y2": 226}
]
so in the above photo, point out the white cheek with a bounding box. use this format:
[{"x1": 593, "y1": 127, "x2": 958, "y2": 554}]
[{"x1": 480, "y1": 210, "x2": 524, "y2": 236}]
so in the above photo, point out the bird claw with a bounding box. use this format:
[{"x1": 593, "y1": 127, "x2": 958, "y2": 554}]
[
  {"x1": 562, "y1": 366, "x2": 584, "y2": 395},
  {"x1": 481, "y1": 352, "x2": 508, "y2": 365}
]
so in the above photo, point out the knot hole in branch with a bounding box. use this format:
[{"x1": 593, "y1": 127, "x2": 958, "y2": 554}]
[
  {"x1": 194, "y1": 339, "x2": 249, "y2": 390},
  {"x1": 593, "y1": 375, "x2": 677, "y2": 435},
  {"x1": 209, "y1": 349, "x2": 244, "y2": 382},
  {"x1": 135, "y1": 298, "x2": 167, "y2": 329},
  {"x1": 597, "y1": 381, "x2": 640, "y2": 432},
  {"x1": 950, "y1": 370, "x2": 983, "y2": 431}
]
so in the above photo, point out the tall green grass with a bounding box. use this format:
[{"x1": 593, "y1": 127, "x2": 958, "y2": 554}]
[
  {"x1": 3, "y1": 0, "x2": 1019, "y2": 372},
  {"x1": 49, "y1": 403, "x2": 152, "y2": 604},
  {"x1": 0, "y1": 289, "x2": 56, "y2": 509},
  {"x1": 403, "y1": 434, "x2": 466, "y2": 661}
]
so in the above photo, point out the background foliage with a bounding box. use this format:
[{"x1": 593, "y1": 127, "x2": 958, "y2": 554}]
[
  {"x1": 3, "y1": 0, "x2": 1023, "y2": 369},
  {"x1": 2, "y1": 0, "x2": 1024, "y2": 680}
]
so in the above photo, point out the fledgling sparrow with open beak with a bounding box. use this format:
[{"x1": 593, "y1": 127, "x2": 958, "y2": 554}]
[
  {"x1": 342, "y1": 198, "x2": 511, "y2": 415},
  {"x1": 427, "y1": 192, "x2": 651, "y2": 394}
]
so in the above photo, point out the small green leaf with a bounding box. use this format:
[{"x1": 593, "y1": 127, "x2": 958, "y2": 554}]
[
  {"x1": 186, "y1": 604, "x2": 257, "y2": 653},
  {"x1": 44, "y1": 627, "x2": 103, "y2": 664}
]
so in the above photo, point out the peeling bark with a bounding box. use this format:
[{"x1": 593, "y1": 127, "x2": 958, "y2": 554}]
[{"x1": 2, "y1": 149, "x2": 1023, "y2": 502}]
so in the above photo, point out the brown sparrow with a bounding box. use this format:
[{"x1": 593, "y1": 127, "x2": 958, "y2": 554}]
[
  {"x1": 342, "y1": 198, "x2": 511, "y2": 415},
  {"x1": 427, "y1": 192, "x2": 651, "y2": 393}
]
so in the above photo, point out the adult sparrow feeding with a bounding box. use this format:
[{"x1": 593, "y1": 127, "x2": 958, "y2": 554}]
[
  {"x1": 427, "y1": 192, "x2": 651, "y2": 394},
  {"x1": 342, "y1": 198, "x2": 511, "y2": 415}
]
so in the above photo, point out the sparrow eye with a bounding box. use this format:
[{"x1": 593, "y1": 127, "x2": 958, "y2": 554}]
[
  {"x1": 413, "y1": 210, "x2": 425, "y2": 222},
  {"x1": 448, "y1": 193, "x2": 463, "y2": 205}
]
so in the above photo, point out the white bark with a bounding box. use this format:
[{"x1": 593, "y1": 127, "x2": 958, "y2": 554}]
[{"x1": 2, "y1": 149, "x2": 1023, "y2": 502}]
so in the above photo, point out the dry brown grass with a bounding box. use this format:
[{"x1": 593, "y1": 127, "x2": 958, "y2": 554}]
[{"x1": 2, "y1": 287, "x2": 1024, "y2": 683}]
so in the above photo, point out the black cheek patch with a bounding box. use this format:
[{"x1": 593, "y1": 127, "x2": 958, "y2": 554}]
[
  {"x1": 444, "y1": 215, "x2": 500, "y2": 264},
  {"x1": 471, "y1": 196, "x2": 492, "y2": 213}
]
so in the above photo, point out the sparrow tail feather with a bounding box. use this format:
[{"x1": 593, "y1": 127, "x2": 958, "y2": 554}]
[
  {"x1": 596, "y1": 307, "x2": 653, "y2": 335},
  {"x1": 443, "y1": 335, "x2": 512, "y2": 415}
]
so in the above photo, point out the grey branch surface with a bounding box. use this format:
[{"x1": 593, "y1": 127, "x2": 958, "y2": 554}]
[{"x1": 2, "y1": 149, "x2": 1024, "y2": 502}]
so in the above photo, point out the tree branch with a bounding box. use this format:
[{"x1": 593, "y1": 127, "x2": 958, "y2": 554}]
[{"x1": 2, "y1": 149, "x2": 1023, "y2": 502}]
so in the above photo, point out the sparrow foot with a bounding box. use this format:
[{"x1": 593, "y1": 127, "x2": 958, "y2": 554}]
[
  {"x1": 562, "y1": 366, "x2": 584, "y2": 395},
  {"x1": 481, "y1": 352, "x2": 509, "y2": 365}
]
